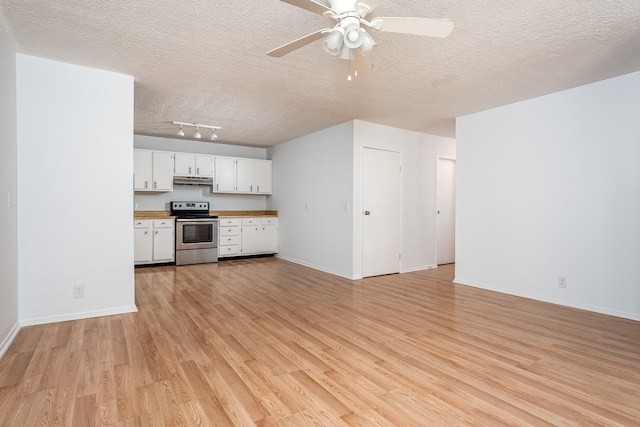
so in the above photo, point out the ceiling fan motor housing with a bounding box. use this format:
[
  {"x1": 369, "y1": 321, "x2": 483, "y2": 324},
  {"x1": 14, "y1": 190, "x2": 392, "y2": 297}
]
[{"x1": 268, "y1": 0, "x2": 453, "y2": 61}]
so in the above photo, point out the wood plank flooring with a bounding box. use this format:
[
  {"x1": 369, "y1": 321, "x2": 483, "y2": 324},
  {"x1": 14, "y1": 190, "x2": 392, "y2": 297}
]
[{"x1": 1, "y1": 258, "x2": 639, "y2": 426}]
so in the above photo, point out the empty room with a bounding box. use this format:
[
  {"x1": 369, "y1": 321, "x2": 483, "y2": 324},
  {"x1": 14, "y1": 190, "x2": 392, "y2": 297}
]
[{"x1": 1, "y1": 1, "x2": 639, "y2": 425}]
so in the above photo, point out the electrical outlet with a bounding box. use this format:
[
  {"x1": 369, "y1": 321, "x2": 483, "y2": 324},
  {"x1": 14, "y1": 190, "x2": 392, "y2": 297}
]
[
  {"x1": 558, "y1": 276, "x2": 567, "y2": 288},
  {"x1": 74, "y1": 284, "x2": 85, "y2": 298}
]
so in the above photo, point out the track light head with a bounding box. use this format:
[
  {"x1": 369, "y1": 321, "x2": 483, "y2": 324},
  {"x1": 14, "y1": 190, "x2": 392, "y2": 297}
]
[{"x1": 173, "y1": 121, "x2": 221, "y2": 141}]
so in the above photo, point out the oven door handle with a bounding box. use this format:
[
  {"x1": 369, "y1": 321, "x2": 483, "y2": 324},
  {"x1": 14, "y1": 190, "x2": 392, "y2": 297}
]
[{"x1": 176, "y1": 218, "x2": 218, "y2": 222}]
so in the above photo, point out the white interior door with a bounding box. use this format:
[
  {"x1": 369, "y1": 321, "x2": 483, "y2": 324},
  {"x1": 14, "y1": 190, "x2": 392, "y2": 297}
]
[
  {"x1": 362, "y1": 148, "x2": 401, "y2": 277},
  {"x1": 436, "y1": 158, "x2": 456, "y2": 265}
]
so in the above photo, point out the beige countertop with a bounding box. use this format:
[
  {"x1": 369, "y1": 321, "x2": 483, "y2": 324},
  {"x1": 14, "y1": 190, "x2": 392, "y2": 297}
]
[{"x1": 134, "y1": 210, "x2": 278, "y2": 219}]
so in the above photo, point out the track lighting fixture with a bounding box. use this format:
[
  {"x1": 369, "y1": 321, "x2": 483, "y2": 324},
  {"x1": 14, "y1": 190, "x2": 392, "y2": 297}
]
[{"x1": 173, "y1": 121, "x2": 221, "y2": 140}]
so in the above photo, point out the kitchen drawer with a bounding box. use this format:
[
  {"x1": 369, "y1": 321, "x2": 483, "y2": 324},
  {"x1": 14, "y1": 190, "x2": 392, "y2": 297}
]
[
  {"x1": 219, "y1": 218, "x2": 241, "y2": 227},
  {"x1": 219, "y1": 236, "x2": 240, "y2": 246},
  {"x1": 260, "y1": 217, "x2": 278, "y2": 226},
  {"x1": 134, "y1": 220, "x2": 151, "y2": 228},
  {"x1": 219, "y1": 226, "x2": 240, "y2": 236},
  {"x1": 241, "y1": 218, "x2": 259, "y2": 226},
  {"x1": 219, "y1": 245, "x2": 240, "y2": 257},
  {"x1": 153, "y1": 219, "x2": 174, "y2": 228}
]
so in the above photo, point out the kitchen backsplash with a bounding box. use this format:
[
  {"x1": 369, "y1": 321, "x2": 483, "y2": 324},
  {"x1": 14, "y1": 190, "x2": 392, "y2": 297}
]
[{"x1": 134, "y1": 186, "x2": 268, "y2": 211}]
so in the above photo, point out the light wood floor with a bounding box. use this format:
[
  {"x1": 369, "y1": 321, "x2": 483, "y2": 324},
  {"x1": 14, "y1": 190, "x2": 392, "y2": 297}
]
[{"x1": 1, "y1": 258, "x2": 639, "y2": 426}]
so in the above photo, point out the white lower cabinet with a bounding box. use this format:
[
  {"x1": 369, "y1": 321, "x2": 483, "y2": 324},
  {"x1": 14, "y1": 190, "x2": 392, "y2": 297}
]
[
  {"x1": 134, "y1": 219, "x2": 175, "y2": 265},
  {"x1": 134, "y1": 221, "x2": 152, "y2": 264},
  {"x1": 259, "y1": 218, "x2": 278, "y2": 253},
  {"x1": 218, "y1": 217, "x2": 278, "y2": 258},
  {"x1": 218, "y1": 218, "x2": 241, "y2": 258},
  {"x1": 241, "y1": 218, "x2": 260, "y2": 255}
]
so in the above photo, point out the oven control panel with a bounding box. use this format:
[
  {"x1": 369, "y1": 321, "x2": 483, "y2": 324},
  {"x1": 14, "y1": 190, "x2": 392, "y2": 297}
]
[{"x1": 171, "y1": 201, "x2": 210, "y2": 211}]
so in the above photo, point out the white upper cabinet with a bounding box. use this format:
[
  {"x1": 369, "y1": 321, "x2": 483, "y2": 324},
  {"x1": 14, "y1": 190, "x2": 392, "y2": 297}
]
[
  {"x1": 236, "y1": 158, "x2": 255, "y2": 193},
  {"x1": 195, "y1": 155, "x2": 214, "y2": 177},
  {"x1": 254, "y1": 160, "x2": 272, "y2": 194},
  {"x1": 133, "y1": 149, "x2": 270, "y2": 195},
  {"x1": 152, "y1": 152, "x2": 174, "y2": 191},
  {"x1": 236, "y1": 159, "x2": 272, "y2": 194},
  {"x1": 174, "y1": 153, "x2": 213, "y2": 177},
  {"x1": 214, "y1": 156, "x2": 235, "y2": 192},
  {"x1": 134, "y1": 149, "x2": 173, "y2": 192},
  {"x1": 133, "y1": 150, "x2": 152, "y2": 191}
]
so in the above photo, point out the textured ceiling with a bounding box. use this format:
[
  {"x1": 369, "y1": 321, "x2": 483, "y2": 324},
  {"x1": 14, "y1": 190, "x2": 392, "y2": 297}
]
[{"x1": 1, "y1": 0, "x2": 639, "y2": 147}]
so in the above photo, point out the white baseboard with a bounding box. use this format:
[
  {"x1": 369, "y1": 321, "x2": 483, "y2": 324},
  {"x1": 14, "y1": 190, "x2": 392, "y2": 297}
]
[
  {"x1": 19, "y1": 305, "x2": 138, "y2": 327},
  {"x1": 401, "y1": 264, "x2": 438, "y2": 273},
  {"x1": 453, "y1": 278, "x2": 640, "y2": 322},
  {"x1": 275, "y1": 255, "x2": 359, "y2": 280},
  {"x1": 0, "y1": 321, "x2": 21, "y2": 360},
  {"x1": 275, "y1": 257, "x2": 441, "y2": 280}
]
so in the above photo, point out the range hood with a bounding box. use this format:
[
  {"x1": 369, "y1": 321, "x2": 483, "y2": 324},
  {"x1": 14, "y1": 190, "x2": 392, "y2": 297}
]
[{"x1": 173, "y1": 176, "x2": 213, "y2": 186}]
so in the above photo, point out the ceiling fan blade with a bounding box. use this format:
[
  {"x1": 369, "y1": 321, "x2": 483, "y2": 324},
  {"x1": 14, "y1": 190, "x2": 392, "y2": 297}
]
[
  {"x1": 280, "y1": 0, "x2": 334, "y2": 16},
  {"x1": 375, "y1": 17, "x2": 455, "y2": 38},
  {"x1": 267, "y1": 29, "x2": 330, "y2": 57},
  {"x1": 356, "y1": 0, "x2": 382, "y2": 16}
]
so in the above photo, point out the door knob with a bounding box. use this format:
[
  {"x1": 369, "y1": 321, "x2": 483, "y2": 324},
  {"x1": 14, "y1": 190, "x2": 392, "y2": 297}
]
[{"x1": 364, "y1": 211, "x2": 371, "y2": 215}]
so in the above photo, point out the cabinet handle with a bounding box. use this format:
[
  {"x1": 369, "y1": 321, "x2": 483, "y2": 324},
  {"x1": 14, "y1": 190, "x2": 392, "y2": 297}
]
[
  {"x1": 155, "y1": 231, "x2": 158, "y2": 234},
  {"x1": 144, "y1": 181, "x2": 148, "y2": 189},
  {"x1": 257, "y1": 186, "x2": 259, "y2": 192},
  {"x1": 144, "y1": 231, "x2": 148, "y2": 235},
  {"x1": 197, "y1": 168, "x2": 200, "y2": 175},
  {"x1": 251, "y1": 185, "x2": 253, "y2": 192},
  {"x1": 154, "y1": 181, "x2": 157, "y2": 189},
  {"x1": 189, "y1": 166, "x2": 192, "y2": 174},
  {"x1": 216, "y1": 184, "x2": 219, "y2": 191}
]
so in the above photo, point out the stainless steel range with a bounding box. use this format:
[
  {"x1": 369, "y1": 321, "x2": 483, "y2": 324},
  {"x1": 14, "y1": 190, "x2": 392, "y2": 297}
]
[{"x1": 170, "y1": 201, "x2": 219, "y2": 266}]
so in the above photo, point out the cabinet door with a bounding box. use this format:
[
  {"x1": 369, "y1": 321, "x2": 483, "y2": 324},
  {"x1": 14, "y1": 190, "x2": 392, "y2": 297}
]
[
  {"x1": 259, "y1": 225, "x2": 278, "y2": 253},
  {"x1": 133, "y1": 150, "x2": 152, "y2": 191},
  {"x1": 134, "y1": 228, "x2": 152, "y2": 263},
  {"x1": 195, "y1": 155, "x2": 213, "y2": 177},
  {"x1": 241, "y1": 226, "x2": 260, "y2": 254},
  {"x1": 214, "y1": 157, "x2": 235, "y2": 192},
  {"x1": 254, "y1": 160, "x2": 272, "y2": 194},
  {"x1": 152, "y1": 152, "x2": 174, "y2": 191},
  {"x1": 236, "y1": 159, "x2": 254, "y2": 193},
  {"x1": 153, "y1": 228, "x2": 175, "y2": 262},
  {"x1": 174, "y1": 153, "x2": 194, "y2": 176}
]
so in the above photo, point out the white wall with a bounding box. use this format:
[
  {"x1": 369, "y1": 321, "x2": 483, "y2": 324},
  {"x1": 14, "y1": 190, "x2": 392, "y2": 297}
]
[
  {"x1": 456, "y1": 71, "x2": 640, "y2": 321},
  {"x1": 0, "y1": 28, "x2": 19, "y2": 357},
  {"x1": 353, "y1": 120, "x2": 456, "y2": 276},
  {"x1": 267, "y1": 122, "x2": 355, "y2": 278},
  {"x1": 17, "y1": 55, "x2": 136, "y2": 325},
  {"x1": 134, "y1": 134, "x2": 269, "y2": 211},
  {"x1": 268, "y1": 120, "x2": 455, "y2": 279}
]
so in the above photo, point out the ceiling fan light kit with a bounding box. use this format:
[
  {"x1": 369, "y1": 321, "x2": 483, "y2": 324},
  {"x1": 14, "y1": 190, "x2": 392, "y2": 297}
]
[
  {"x1": 268, "y1": 0, "x2": 454, "y2": 77},
  {"x1": 173, "y1": 121, "x2": 221, "y2": 141}
]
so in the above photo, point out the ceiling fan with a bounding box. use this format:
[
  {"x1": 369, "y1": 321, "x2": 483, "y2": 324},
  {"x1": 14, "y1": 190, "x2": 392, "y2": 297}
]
[{"x1": 267, "y1": 0, "x2": 455, "y2": 73}]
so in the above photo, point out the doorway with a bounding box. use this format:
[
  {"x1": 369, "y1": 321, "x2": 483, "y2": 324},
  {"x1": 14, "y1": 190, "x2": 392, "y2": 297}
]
[
  {"x1": 362, "y1": 148, "x2": 401, "y2": 277},
  {"x1": 436, "y1": 158, "x2": 456, "y2": 265}
]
